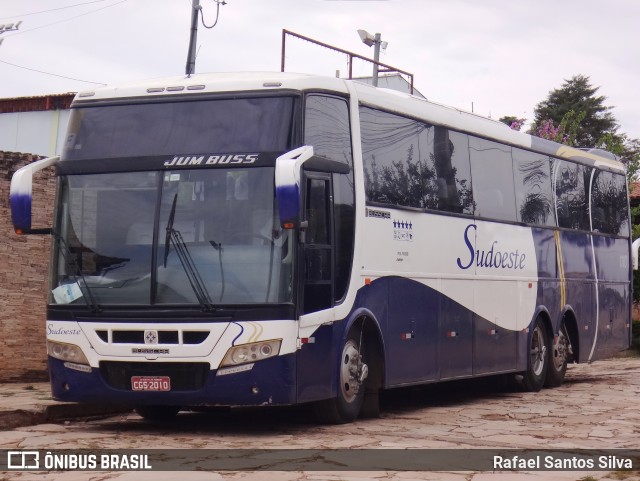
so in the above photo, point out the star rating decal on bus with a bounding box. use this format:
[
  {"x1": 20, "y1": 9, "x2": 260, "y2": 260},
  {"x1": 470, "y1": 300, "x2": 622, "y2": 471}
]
[
  {"x1": 393, "y1": 219, "x2": 414, "y2": 242},
  {"x1": 393, "y1": 220, "x2": 413, "y2": 230}
]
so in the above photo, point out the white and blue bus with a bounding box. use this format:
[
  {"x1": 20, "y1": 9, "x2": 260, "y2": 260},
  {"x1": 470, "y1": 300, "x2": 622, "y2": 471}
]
[{"x1": 10, "y1": 72, "x2": 634, "y2": 423}]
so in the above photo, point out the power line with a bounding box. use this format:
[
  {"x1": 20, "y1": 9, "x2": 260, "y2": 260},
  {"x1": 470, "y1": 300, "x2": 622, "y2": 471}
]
[
  {"x1": 0, "y1": 58, "x2": 107, "y2": 86},
  {"x1": 200, "y1": 0, "x2": 227, "y2": 29},
  {"x1": 0, "y1": 0, "x2": 111, "y2": 21},
  {"x1": 4, "y1": 0, "x2": 128, "y2": 38}
]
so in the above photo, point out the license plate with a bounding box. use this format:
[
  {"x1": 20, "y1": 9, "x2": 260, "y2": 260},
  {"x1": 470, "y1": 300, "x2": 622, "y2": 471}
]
[{"x1": 131, "y1": 376, "x2": 171, "y2": 391}]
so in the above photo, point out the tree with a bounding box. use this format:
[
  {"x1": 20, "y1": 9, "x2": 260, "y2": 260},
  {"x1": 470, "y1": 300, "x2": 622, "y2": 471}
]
[
  {"x1": 532, "y1": 75, "x2": 617, "y2": 147},
  {"x1": 499, "y1": 116, "x2": 526, "y2": 131}
]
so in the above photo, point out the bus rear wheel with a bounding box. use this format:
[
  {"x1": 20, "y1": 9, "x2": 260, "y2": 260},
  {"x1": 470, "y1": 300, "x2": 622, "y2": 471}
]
[
  {"x1": 313, "y1": 330, "x2": 369, "y2": 424},
  {"x1": 135, "y1": 405, "x2": 180, "y2": 421},
  {"x1": 521, "y1": 318, "x2": 549, "y2": 392},
  {"x1": 545, "y1": 323, "x2": 571, "y2": 388}
]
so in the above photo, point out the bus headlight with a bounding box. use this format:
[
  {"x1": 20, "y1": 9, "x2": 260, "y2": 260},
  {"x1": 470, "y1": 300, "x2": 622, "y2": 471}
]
[
  {"x1": 220, "y1": 339, "x2": 282, "y2": 367},
  {"x1": 47, "y1": 340, "x2": 90, "y2": 365}
]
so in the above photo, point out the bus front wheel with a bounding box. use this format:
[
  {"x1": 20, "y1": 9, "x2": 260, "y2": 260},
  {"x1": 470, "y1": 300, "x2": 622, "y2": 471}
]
[
  {"x1": 521, "y1": 318, "x2": 549, "y2": 392},
  {"x1": 313, "y1": 330, "x2": 369, "y2": 424}
]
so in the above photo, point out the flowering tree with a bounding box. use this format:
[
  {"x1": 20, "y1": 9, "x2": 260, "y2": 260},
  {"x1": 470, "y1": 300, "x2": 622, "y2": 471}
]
[
  {"x1": 498, "y1": 116, "x2": 526, "y2": 131},
  {"x1": 533, "y1": 75, "x2": 617, "y2": 147},
  {"x1": 534, "y1": 110, "x2": 586, "y2": 146}
]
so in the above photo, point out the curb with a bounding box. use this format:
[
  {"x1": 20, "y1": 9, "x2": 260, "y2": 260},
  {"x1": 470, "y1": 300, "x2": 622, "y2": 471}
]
[{"x1": 0, "y1": 404, "x2": 132, "y2": 430}]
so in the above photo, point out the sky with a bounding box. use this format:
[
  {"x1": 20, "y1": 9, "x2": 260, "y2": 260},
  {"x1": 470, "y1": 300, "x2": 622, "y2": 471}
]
[{"x1": 1, "y1": 0, "x2": 639, "y2": 140}]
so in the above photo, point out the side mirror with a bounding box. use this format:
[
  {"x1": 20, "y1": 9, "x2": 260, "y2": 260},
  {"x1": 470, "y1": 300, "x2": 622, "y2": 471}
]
[
  {"x1": 275, "y1": 146, "x2": 315, "y2": 229},
  {"x1": 10, "y1": 155, "x2": 59, "y2": 234},
  {"x1": 275, "y1": 146, "x2": 351, "y2": 229}
]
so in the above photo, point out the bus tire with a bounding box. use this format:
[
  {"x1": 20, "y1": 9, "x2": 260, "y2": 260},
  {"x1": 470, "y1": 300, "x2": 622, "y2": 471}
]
[
  {"x1": 135, "y1": 405, "x2": 180, "y2": 421},
  {"x1": 521, "y1": 317, "x2": 549, "y2": 392},
  {"x1": 545, "y1": 322, "x2": 570, "y2": 388},
  {"x1": 313, "y1": 330, "x2": 368, "y2": 424}
]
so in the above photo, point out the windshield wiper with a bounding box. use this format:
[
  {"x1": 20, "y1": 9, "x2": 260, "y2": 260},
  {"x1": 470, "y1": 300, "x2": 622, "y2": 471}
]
[
  {"x1": 163, "y1": 194, "x2": 215, "y2": 312},
  {"x1": 51, "y1": 230, "x2": 101, "y2": 313},
  {"x1": 209, "y1": 240, "x2": 225, "y2": 302}
]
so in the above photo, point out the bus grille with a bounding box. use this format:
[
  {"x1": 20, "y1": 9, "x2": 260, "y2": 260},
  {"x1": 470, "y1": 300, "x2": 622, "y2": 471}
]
[
  {"x1": 95, "y1": 330, "x2": 210, "y2": 345},
  {"x1": 99, "y1": 361, "x2": 209, "y2": 391}
]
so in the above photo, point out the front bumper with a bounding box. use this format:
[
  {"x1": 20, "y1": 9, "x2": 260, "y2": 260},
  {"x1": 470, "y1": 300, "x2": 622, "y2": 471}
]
[{"x1": 48, "y1": 353, "x2": 297, "y2": 407}]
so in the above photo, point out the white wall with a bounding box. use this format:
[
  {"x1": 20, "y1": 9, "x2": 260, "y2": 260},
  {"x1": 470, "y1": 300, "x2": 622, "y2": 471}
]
[{"x1": 0, "y1": 109, "x2": 70, "y2": 157}]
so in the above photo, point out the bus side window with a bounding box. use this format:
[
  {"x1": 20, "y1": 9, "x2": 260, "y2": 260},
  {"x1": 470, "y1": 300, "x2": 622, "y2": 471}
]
[
  {"x1": 591, "y1": 170, "x2": 629, "y2": 236},
  {"x1": 469, "y1": 136, "x2": 517, "y2": 222},
  {"x1": 512, "y1": 150, "x2": 555, "y2": 226},
  {"x1": 304, "y1": 95, "x2": 352, "y2": 166},
  {"x1": 554, "y1": 159, "x2": 591, "y2": 231}
]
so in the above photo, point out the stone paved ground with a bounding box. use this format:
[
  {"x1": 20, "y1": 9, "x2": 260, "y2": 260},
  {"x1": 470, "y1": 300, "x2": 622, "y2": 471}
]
[{"x1": 1, "y1": 356, "x2": 639, "y2": 480}]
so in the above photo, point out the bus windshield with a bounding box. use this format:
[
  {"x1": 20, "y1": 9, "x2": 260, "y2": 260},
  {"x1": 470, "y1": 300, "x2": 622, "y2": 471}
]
[
  {"x1": 63, "y1": 96, "x2": 298, "y2": 160},
  {"x1": 52, "y1": 168, "x2": 294, "y2": 307}
]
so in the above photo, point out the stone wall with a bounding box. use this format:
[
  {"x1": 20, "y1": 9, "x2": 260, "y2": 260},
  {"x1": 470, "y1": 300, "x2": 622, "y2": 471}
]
[{"x1": 0, "y1": 151, "x2": 55, "y2": 381}]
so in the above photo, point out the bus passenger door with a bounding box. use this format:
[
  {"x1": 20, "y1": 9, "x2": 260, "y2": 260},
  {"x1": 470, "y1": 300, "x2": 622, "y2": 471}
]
[{"x1": 301, "y1": 173, "x2": 334, "y2": 314}]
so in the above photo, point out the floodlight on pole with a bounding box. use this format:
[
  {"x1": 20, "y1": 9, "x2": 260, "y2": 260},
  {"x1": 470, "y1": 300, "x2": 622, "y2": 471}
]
[
  {"x1": 357, "y1": 29, "x2": 386, "y2": 87},
  {"x1": 357, "y1": 29, "x2": 375, "y2": 47}
]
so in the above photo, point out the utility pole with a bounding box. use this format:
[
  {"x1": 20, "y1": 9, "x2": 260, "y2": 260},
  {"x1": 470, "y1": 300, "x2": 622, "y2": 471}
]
[
  {"x1": 372, "y1": 32, "x2": 381, "y2": 87},
  {"x1": 185, "y1": 0, "x2": 200, "y2": 76},
  {"x1": 357, "y1": 29, "x2": 387, "y2": 87}
]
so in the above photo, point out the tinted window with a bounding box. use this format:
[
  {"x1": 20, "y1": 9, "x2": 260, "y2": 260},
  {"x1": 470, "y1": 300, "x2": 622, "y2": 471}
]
[
  {"x1": 361, "y1": 106, "x2": 434, "y2": 208},
  {"x1": 64, "y1": 96, "x2": 298, "y2": 160},
  {"x1": 591, "y1": 171, "x2": 629, "y2": 236},
  {"x1": 433, "y1": 129, "x2": 474, "y2": 214},
  {"x1": 554, "y1": 160, "x2": 591, "y2": 230},
  {"x1": 306, "y1": 178, "x2": 330, "y2": 245},
  {"x1": 361, "y1": 106, "x2": 473, "y2": 213},
  {"x1": 333, "y1": 172, "x2": 355, "y2": 301},
  {"x1": 469, "y1": 137, "x2": 516, "y2": 221},
  {"x1": 513, "y1": 149, "x2": 555, "y2": 226},
  {"x1": 304, "y1": 95, "x2": 352, "y2": 165}
]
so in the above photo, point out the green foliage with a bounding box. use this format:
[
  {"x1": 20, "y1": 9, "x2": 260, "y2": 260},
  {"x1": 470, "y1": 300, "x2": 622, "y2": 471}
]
[
  {"x1": 558, "y1": 110, "x2": 586, "y2": 146},
  {"x1": 533, "y1": 110, "x2": 586, "y2": 146},
  {"x1": 499, "y1": 116, "x2": 526, "y2": 131},
  {"x1": 597, "y1": 132, "x2": 625, "y2": 156},
  {"x1": 533, "y1": 74, "x2": 617, "y2": 148},
  {"x1": 632, "y1": 320, "x2": 640, "y2": 351},
  {"x1": 621, "y1": 137, "x2": 640, "y2": 183}
]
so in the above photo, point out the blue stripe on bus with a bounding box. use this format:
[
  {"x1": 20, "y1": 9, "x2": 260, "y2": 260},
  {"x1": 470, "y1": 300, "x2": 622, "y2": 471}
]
[
  {"x1": 10, "y1": 193, "x2": 32, "y2": 231},
  {"x1": 297, "y1": 227, "x2": 629, "y2": 404}
]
